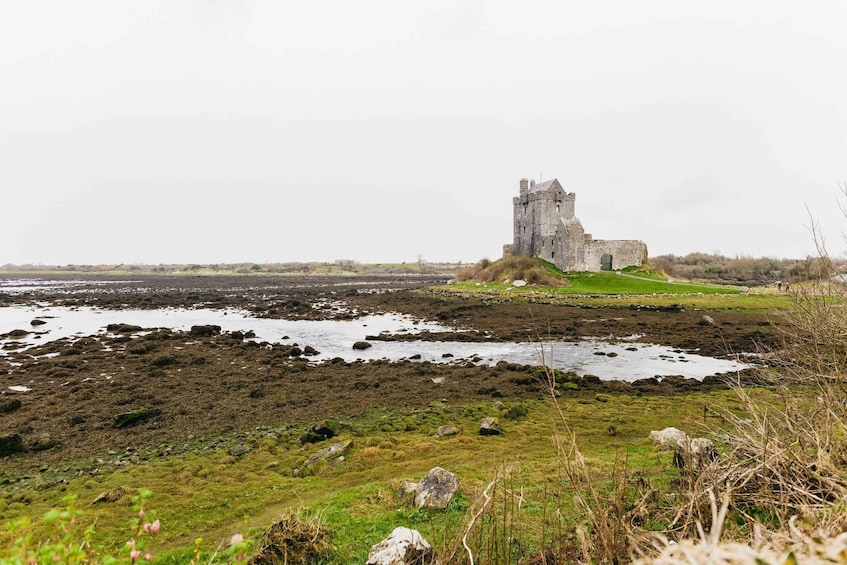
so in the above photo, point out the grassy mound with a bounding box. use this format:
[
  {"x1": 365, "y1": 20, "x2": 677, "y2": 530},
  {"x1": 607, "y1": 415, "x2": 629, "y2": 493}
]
[{"x1": 456, "y1": 257, "x2": 570, "y2": 286}]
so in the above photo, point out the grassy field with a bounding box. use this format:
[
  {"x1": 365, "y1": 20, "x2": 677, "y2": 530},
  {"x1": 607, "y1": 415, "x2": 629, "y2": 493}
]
[
  {"x1": 446, "y1": 262, "x2": 794, "y2": 312},
  {"x1": 1, "y1": 387, "x2": 768, "y2": 563}
]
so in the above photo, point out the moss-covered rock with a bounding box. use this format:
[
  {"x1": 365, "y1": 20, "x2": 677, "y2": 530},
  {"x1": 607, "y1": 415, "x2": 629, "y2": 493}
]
[{"x1": 113, "y1": 408, "x2": 152, "y2": 428}]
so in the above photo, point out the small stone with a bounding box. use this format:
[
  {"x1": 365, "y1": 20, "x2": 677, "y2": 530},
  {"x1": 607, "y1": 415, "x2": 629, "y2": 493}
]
[
  {"x1": 229, "y1": 443, "x2": 250, "y2": 457},
  {"x1": 434, "y1": 425, "x2": 458, "y2": 438}
]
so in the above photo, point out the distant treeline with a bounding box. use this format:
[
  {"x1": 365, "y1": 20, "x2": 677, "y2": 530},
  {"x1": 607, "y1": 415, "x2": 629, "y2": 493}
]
[
  {"x1": 650, "y1": 253, "x2": 843, "y2": 286},
  {"x1": 0, "y1": 261, "x2": 465, "y2": 277}
]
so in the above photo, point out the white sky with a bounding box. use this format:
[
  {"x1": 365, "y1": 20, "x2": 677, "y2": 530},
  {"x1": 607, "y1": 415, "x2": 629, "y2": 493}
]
[{"x1": 2, "y1": 1, "x2": 847, "y2": 265}]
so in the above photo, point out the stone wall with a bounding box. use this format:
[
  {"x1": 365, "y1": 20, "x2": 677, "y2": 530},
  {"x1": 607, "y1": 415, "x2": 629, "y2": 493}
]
[{"x1": 583, "y1": 239, "x2": 647, "y2": 271}]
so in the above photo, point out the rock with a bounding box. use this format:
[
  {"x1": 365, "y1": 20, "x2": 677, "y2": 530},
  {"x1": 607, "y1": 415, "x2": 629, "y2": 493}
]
[
  {"x1": 353, "y1": 341, "x2": 372, "y2": 350},
  {"x1": 7, "y1": 329, "x2": 29, "y2": 339},
  {"x1": 112, "y1": 408, "x2": 152, "y2": 428},
  {"x1": 366, "y1": 527, "x2": 435, "y2": 565},
  {"x1": 229, "y1": 442, "x2": 250, "y2": 457},
  {"x1": 503, "y1": 405, "x2": 528, "y2": 420},
  {"x1": 397, "y1": 480, "x2": 418, "y2": 502},
  {"x1": 698, "y1": 315, "x2": 716, "y2": 326},
  {"x1": 303, "y1": 345, "x2": 319, "y2": 356},
  {"x1": 92, "y1": 485, "x2": 132, "y2": 504},
  {"x1": 512, "y1": 280, "x2": 527, "y2": 287},
  {"x1": 650, "y1": 427, "x2": 716, "y2": 471},
  {"x1": 30, "y1": 319, "x2": 47, "y2": 326},
  {"x1": 434, "y1": 425, "x2": 458, "y2": 438},
  {"x1": 632, "y1": 377, "x2": 660, "y2": 387},
  {"x1": 649, "y1": 427, "x2": 689, "y2": 448},
  {"x1": 415, "y1": 466, "x2": 459, "y2": 510},
  {"x1": 479, "y1": 417, "x2": 503, "y2": 436},
  {"x1": 304, "y1": 439, "x2": 352, "y2": 467},
  {"x1": 674, "y1": 437, "x2": 717, "y2": 470},
  {"x1": 311, "y1": 419, "x2": 338, "y2": 439},
  {"x1": 29, "y1": 433, "x2": 59, "y2": 452},
  {"x1": 107, "y1": 323, "x2": 143, "y2": 333},
  {"x1": 0, "y1": 398, "x2": 22, "y2": 414},
  {"x1": 0, "y1": 433, "x2": 25, "y2": 457},
  {"x1": 189, "y1": 324, "x2": 221, "y2": 337}
]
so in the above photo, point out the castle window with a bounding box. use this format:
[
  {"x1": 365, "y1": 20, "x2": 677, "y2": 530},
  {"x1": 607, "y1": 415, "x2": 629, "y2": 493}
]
[
  {"x1": 556, "y1": 205, "x2": 560, "y2": 213},
  {"x1": 552, "y1": 251, "x2": 555, "y2": 259}
]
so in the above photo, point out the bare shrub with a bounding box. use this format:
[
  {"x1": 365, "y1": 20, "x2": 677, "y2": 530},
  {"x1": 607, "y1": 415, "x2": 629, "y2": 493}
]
[{"x1": 637, "y1": 198, "x2": 847, "y2": 562}]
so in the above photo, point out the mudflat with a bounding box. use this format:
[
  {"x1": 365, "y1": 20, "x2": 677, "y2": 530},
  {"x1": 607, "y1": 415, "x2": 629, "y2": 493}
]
[{"x1": 0, "y1": 274, "x2": 777, "y2": 468}]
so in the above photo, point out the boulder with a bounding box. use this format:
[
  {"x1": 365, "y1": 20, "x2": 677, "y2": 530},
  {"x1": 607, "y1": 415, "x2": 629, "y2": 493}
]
[
  {"x1": 0, "y1": 398, "x2": 22, "y2": 414},
  {"x1": 29, "y1": 433, "x2": 59, "y2": 452},
  {"x1": 311, "y1": 419, "x2": 339, "y2": 439},
  {"x1": 189, "y1": 324, "x2": 221, "y2": 337},
  {"x1": 304, "y1": 439, "x2": 352, "y2": 467},
  {"x1": 30, "y1": 319, "x2": 47, "y2": 326},
  {"x1": 107, "y1": 323, "x2": 143, "y2": 333},
  {"x1": 650, "y1": 427, "x2": 716, "y2": 470},
  {"x1": 512, "y1": 280, "x2": 527, "y2": 287},
  {"x1": 229, "y1": 442, "x2": 251, "y2": 457},
  {"x1": 353, "y1": 341, "x2": 372, "y2": 350},
  {"x1": 112, "y1": 408, "x2": 152, "y2": 428},
  {"x1": 649, "y1": 427, "x2": 689, "y2": 448},
  {"x1": 698, "y1": 315, "x2": 716, "y2": 326},
  {"x1": 366, "y1": 527, "x2": 435, "y2": 565},
  {"x1": 433, "y1": 425, "x2": 458, "y2": 438},
  {"x1": 674, "y1": 437, "x2": 717, "y2": 470},
  {"x1": 479, "y1": 417, "x2": 503, "y2": 436},
  {"x1": 0, "y1": 433, "x2": 25, "y2": 457},
  {"x1": 414, "y1": 466, "x2": 458, "y2": 510}
]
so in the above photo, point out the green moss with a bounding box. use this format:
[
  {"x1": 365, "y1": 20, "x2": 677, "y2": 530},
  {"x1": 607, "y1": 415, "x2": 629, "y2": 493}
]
[{"x1": 1, "y1": 388, "x2": 772, "y2": 563}]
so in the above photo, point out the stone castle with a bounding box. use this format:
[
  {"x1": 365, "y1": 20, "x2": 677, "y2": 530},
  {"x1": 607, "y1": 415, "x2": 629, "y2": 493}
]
[{"x1": 504, "y1": 177, "x2": 646, "y2": 272}]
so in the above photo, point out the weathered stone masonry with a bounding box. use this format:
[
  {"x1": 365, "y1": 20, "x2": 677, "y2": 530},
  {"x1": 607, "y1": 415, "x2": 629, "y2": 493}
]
[{"x1": 505, "y1": 177, "x2": 646, "y2": 272}]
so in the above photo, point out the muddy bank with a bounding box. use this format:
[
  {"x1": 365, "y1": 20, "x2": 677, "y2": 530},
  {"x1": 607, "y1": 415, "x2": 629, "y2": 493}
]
[
  {"x1": 0, "y1": 274, "x2": 780, "y2": 474},
  {"x1": 0, "y1": 274, "x2": 449, "y2": 320},
  {"x1": 0, "y1": 325, "x2": 752, "y2": 465},
  {"x1": 350, "y1": 288, "x2": 780, "y2": 358}
]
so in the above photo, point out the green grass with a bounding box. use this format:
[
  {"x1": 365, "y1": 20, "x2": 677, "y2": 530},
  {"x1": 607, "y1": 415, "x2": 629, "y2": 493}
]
[
  {"x1": 453, "y1": 269, "x2": 739, "y2": 296},
  {"x1": 443, "y1": 258, "x2": 798, "y2": 311},
  {"x1": 0, "y1": 388, "x2": 768, "y2": 562}
]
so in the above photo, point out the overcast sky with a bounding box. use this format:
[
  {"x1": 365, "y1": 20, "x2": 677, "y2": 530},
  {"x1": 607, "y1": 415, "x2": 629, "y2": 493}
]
[{"x1": 2, "y1": 1, "x2": 847, "y2": 265}]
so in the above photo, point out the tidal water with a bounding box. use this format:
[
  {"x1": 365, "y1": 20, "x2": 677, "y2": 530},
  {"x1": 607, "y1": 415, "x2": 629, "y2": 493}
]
[{"x1": 0, "y1": 305, "x2": 748, "y2": 381}]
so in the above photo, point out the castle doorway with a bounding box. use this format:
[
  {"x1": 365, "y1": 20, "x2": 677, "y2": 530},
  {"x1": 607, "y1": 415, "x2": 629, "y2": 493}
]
[{"x1": 601, "y1": 254, "x2": 613, "y2": 271}]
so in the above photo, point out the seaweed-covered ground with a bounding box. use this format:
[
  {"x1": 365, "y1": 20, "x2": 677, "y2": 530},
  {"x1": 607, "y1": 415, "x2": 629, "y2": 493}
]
[{"x1": 0, "y1": 274, "x2": 778, "y2": 471}]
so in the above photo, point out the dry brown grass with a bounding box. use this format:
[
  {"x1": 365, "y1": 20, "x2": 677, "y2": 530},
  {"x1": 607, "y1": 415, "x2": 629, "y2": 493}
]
[
  {"x1": 634, "y1": 208, "x2": 847, "y2": 563},
  {"x1": 248, "y1": 510, "x2": 335, "y2": 565}
]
